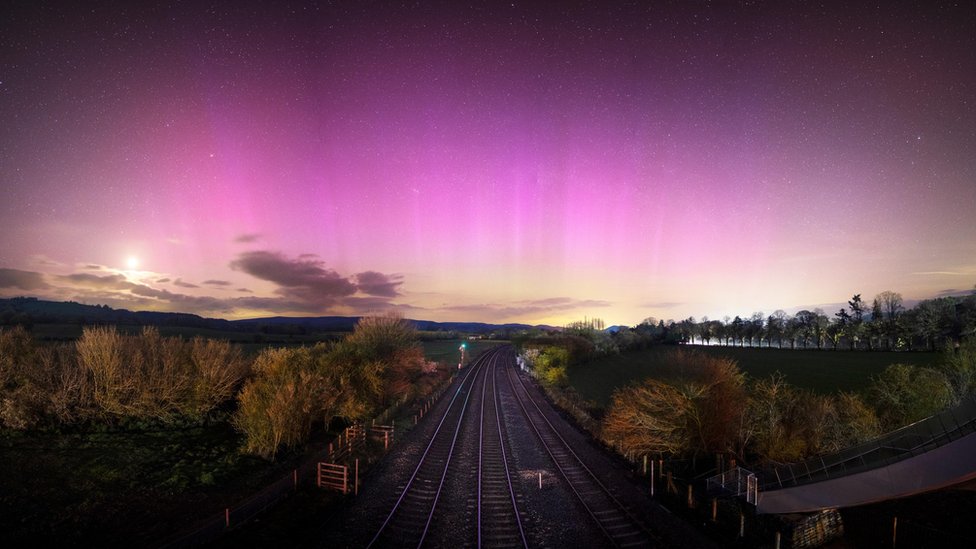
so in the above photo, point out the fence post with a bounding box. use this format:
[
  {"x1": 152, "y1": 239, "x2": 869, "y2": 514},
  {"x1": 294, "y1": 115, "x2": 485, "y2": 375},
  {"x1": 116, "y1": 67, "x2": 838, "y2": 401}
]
[
  {"x1": 293, "y1": 469, "x2": 298, "y2": 490},
  {"x1": 774, "y1": 531, "x2": 781, "y2": 549},
  {"x1": 712, "y1": 498, "x2": 717, "y2": 522},
  {"x1": 225, "y1": 508, "x2": 230, "y2": 528},
  {"x1": 355, "y1": 458, "x2": 359, "y2": 496},
  {"x1": 650, "y1": 460, "x2": 655, "y2": 497},
  {"x1": 739, "y1": 512, "x2": 745, "y2": 538},
  {"x1": 687, "y1": 485, "x2": 693, "y2": 508},
  {"x1": 892, "y1": 516, "x2": 898, "y2": 548}
]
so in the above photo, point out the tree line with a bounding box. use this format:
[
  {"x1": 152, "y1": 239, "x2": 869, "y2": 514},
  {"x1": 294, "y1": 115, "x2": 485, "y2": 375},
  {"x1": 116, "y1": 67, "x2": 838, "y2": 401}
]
[{"x1": 666, "y1": 289, "x2": 976, "y2": 352}]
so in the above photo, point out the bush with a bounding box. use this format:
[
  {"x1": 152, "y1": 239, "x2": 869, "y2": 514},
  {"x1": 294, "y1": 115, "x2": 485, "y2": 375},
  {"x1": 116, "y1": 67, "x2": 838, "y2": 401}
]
[
  {"x1": 67, "y1": 326, "x2": 249, "y2": 426},
  {"x1": 747, "y1": 375, "x2": 881, "y2": 462},
  {"x1": 186, "y1": 337, "x2": 249, "y2": 420},
  {"x1": 0, "y1": 327, "x2": 43, "y2": 429},
  {"x1": 602, "y1": 378, "x2": 696, "y2": 457},
  {"x1": 869, "y1": 363, "x2": 952, "y2": 429},
  {"x1": 234, "y1": 347, "x2": 329, "y2": 460},
  {"x1": 534, "y1": 346, "x2": 570, "y2": 387},
  {"x1": 601, "y1": 349, "x2": 745, "y2": 459},
  {"x1": 75, "y1": 326, "x2": 133, "y2": 418},
  {"x1": 940, "y1": 339, "x2": 976, "y2": 402}
]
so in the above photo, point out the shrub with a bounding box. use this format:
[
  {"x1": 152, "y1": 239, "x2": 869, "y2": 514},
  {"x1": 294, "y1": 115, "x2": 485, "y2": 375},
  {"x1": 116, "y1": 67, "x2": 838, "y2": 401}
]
[
  {"x1": 940, "y1": 339, "x2": 976, "y2": 402},
  {"x1": 747, "y1": 374, "x2": 812, "y2": 462},
  {"x1": 602, "y1": 379, "x2": 696, "y2": 457},
  {"x1": 600, "y1": 349, "x2": 745, "y2": 459},
  {"x1": 0, "y1": 327, "x2": 43, "y2": 429},
  {"x1": 826, "y1": 391, "x2": 879, "y2": 451},
  {"x1": 186, "y1": 337, "x2": 249, "y2": 420},
  {"x1": 529, "y1": 346, "x2": 570, "y2": 387},
  {"x1": 75, "y1": 326, "x2": 248, "y2": 425},
  {"x1": 234, "y1": 347, "x2": 326, "y2": 460},
  {"x1": 869, "y1": 363, "x2": 952, "y2": 429},
  {"x1": 76, "y1": 326, "x2": 132, "y2": 418},
  {"x1": 39, "y1": 343, "x2": 94, "y2": 424}
]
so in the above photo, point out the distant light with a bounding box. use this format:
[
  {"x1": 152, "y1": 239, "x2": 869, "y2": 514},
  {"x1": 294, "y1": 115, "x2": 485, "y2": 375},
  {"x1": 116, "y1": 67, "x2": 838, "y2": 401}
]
[{"x1": 126, "y1": 256, "x2": 139, "y2": 270}]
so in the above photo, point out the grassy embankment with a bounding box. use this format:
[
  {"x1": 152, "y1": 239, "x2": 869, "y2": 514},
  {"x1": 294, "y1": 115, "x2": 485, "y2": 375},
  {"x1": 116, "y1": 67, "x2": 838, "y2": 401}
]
[{"x1": 567, "y1": 344, "x2": 942, "y2": 408}]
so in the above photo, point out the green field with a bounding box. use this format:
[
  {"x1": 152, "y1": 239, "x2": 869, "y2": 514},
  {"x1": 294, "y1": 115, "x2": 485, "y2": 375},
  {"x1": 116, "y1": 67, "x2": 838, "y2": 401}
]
[
  {"x1": 567, "y1": 344, "x2": 945, "y2": 408},
  {"x1": 28, "y1": 324, "x2": 512, "y2": 361},
  {"x1": 422, "y1": 339, "x2": 506, "y2": 365}
]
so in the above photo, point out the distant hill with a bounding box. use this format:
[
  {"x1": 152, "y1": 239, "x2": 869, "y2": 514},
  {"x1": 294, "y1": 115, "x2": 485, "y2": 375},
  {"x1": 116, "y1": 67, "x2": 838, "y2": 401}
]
[
  {"x1": 236, "y1": 315, "x2": 555, "y2": 334},
  {"x1": 0, "y1": 296, "x2": 238, "y2": 330},
  {"x1": 0, "y1": 297, "x2": 557, "y2": 336}
]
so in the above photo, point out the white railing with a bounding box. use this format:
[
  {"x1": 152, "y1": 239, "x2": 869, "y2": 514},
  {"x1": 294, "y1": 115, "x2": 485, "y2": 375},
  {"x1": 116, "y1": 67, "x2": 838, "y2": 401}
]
[{"x1": 706, "y1": 466, "x2": 758, "y2": 505}]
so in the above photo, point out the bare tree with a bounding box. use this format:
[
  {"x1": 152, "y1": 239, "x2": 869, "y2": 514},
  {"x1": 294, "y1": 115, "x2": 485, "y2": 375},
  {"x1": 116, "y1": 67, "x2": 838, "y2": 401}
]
[{"x1": 875, "y1": 291, "x2": 904, "y2": 350}]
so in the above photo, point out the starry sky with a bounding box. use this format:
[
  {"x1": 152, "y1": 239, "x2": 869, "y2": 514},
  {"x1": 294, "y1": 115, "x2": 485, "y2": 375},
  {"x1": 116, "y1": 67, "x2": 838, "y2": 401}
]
[{"x1": 1, "y1": 1, "x2": 974, "y2": 325}]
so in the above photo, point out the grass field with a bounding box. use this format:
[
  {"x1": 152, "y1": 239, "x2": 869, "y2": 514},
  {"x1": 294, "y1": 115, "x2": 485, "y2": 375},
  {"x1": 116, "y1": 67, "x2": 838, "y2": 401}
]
[
  {"x1": 422, "y1": 339, "x2": 506, "y2": 365},
  {"x1": 567, "y1": 344, "x2": 945, "y2": 408},
  {"x1": 0, "y1": 422, "x2": 289, "y2": 546}
]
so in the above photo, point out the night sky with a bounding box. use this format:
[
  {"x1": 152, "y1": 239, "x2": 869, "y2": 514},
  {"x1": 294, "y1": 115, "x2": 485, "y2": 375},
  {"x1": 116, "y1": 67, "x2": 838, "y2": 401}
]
[{"x1": 1, "y1": 1, "x2": 974, "y2": 325}]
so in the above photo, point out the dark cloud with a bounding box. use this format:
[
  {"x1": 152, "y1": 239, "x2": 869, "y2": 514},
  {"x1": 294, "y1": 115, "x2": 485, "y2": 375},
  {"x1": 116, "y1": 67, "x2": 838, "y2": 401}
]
[
  {"x1": 59, "y1": 273, "x2": 132, "y2": 289},
  {"x1": 0, "y1": 268, "x2": 49, "y2": 290},
  {"x1": 84, "y1": 264, "x2": 105, "y2": 270},
  {"x1": 355, "y1": 271, "x2": 403, "y2": 297},
  {"x1": 230, "y1": 250, "x2": 357, "y2": 306},
  {"x1": 234, "y1": 233, "x2": 262, "y2": 243},
  {"x1": 49, "y1": 271, "x2": 234, "y2": 312},
  {"x1": 9, "y1": 253, "x2": 407, "y2": 318},
  {"x1": 173, "y1": 278, "x2": 199, "y2": 288},
  {"x1": 935, "y1": 288, "x2": 973, "y2": 298}
]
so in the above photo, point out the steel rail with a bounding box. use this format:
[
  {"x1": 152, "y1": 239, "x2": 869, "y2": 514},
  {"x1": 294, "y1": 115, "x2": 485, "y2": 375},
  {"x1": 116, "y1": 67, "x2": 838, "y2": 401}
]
[
  {"x1": 504, "y1": 359, "x2": 656, "y2": 548},
  {"x1": 367, "y1": 346, "x2": 499, "y2": 548}
]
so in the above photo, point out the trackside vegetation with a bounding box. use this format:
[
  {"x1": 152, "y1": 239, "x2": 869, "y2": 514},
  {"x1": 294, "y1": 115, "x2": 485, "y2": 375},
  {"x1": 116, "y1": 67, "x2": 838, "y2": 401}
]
[
  {"x1": 0, "y1": 314, "x2": 446, "y2": 460},
  {"x1": 518, "y1": 316, "x2": 976, "y2": 465}
]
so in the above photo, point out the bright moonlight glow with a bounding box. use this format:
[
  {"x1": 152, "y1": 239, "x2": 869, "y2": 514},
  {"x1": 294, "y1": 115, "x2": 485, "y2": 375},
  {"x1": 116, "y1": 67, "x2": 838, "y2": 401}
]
[{"x1": 126, "y1": 256, "x2": 139, "y2": 270}]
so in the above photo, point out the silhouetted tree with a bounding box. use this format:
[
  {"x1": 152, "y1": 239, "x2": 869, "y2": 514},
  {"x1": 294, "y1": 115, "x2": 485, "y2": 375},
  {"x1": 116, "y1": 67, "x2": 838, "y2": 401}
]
[
  {"x1": 766, "y1": 310, "x2": 787, "y2": 348},
  {"x1": 848, "y1": 294, "x2": 866, "y2": 349}
]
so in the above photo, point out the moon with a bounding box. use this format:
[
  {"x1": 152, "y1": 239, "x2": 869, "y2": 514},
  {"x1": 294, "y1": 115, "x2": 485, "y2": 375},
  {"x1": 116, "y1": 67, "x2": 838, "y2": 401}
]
[{"x1": 126, "y1": 256, "x2": 139, "y2": 270}]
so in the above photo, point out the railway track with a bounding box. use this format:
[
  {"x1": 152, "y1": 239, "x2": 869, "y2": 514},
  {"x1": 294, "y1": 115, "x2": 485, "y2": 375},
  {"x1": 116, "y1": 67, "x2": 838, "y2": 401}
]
[
  {"x1": 368, "y1": 346, "x2": 526, "y2": 548},
  {"x1": 504, "y1": 358, "x2": 657, "y2": 548},
  {"x1": 477, "y1": 349, "x2": 528, "y2": 548}
]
